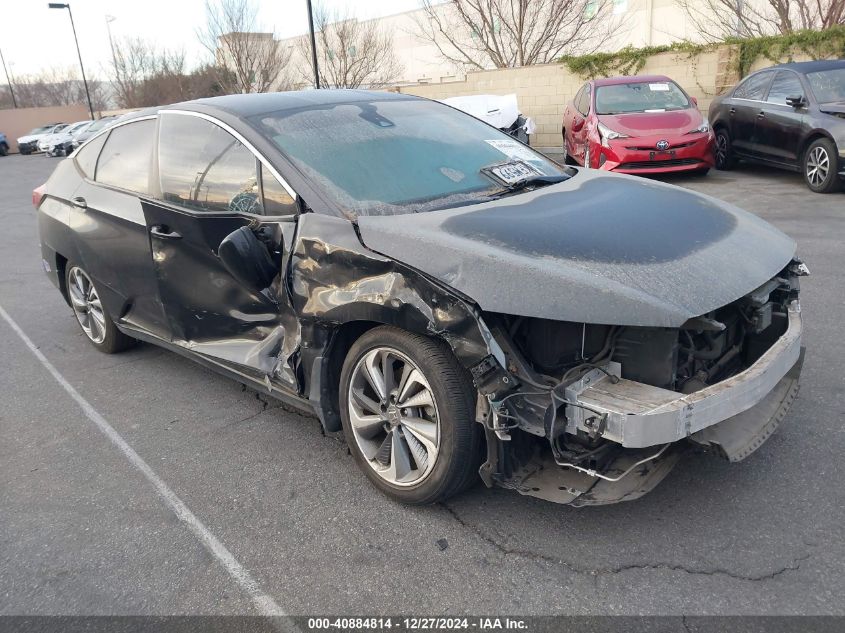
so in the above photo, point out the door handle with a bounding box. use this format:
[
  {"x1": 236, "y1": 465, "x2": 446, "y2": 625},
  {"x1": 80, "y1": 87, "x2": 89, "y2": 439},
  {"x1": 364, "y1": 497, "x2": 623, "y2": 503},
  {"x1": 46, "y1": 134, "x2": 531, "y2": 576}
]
[
  {"x1": 729, "y1": 107, "x2": 736, "y2": 115},
  {"x1": 757, "y1": 111, "x2": 766, "y2": 118},
  {"x1": 71, "y1": 196, "x2": 87, "y2": 210},
  {"x1": 150, "y1": 225, "x2": 182, "y2": 239}
]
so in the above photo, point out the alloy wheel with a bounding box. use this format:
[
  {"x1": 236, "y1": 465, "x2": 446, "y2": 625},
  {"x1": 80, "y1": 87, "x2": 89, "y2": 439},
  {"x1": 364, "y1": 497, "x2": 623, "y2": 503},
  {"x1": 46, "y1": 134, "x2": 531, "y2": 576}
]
[
  {"x1": 715, "y1": 133, "x2": 728, "y2": 167},
  {"x1": 806, "y1": 146, "x2": 830, "y2": 187},
  {"x1": 347, "y1": 347, "x2": 441, "y2": 486},
  {"x1": 68, "y1": 267, "x2": 106, "y2": 344}
]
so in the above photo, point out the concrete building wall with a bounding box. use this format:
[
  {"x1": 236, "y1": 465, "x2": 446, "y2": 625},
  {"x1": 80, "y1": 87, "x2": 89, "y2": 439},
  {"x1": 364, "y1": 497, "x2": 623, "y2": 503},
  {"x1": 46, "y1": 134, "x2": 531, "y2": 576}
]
[
  {"x1": 279, "y1": 0, "x2": 772, "y2": 88},
  {"x1": 0, "y1": 104, "x2": 89, "y2": 153}
]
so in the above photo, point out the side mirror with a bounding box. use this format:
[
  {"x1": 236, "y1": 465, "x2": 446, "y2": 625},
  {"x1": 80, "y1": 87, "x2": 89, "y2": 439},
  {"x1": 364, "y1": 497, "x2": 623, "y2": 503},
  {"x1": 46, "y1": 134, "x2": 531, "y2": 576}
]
[
  {"x1": 218, "y1": 226, "x2": 280, "y2": 295},
  {"x1": 786, "y1": 95, "x2": 805, "y2": 108},
  {"x1": 690, "y1": 96, "x2": 698, "y2": 107}
]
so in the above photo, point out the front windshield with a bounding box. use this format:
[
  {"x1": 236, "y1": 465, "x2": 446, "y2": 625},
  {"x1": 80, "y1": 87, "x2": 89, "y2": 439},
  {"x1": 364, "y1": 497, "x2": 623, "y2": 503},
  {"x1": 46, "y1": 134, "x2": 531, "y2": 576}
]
[
  {"x1": 807, "y1": 68, "x2": 845, "y2": 103},
  {"x1": 28, "y1": 126, "x2": 52, "y2": 135},
  {"x1": 595, "y1": 81, "x2": 690, "y2": 115},
  {"x1": 250, "y1": 99, "x2": 564, "y2": 217}
]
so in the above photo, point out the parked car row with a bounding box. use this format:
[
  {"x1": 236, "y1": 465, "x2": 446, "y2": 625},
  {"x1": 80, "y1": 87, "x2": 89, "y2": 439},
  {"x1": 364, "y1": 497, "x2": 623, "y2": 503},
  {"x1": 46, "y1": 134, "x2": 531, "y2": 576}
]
[
  {"x1": 16, "y1": 123, "x2": 68, "y2": 155},
  {"x1": 13, "y1": 116, "x2": 120, "y2": 157},
  {"x1": 561, "y1": 59, "x2": 845, "y2": 193}
]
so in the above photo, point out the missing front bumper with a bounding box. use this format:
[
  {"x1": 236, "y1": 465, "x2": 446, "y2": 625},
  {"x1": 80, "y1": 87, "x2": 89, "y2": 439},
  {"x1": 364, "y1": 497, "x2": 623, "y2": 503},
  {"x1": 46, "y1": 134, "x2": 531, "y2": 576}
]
[{"x1": 565, "y1": 302, "x2": 803, "y2": 448}]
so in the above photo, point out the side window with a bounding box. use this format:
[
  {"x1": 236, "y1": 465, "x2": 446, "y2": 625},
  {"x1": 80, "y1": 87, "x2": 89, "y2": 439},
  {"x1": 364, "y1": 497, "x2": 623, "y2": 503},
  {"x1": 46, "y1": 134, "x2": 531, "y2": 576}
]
[
  {"x1": 766, "y1": 71, "x2": 804, "y2": 105},
  {"x1": 74, "y1": 133, "x2": 107, "y2": 179},
  {"x1": 261, "y1": 164, "x2": 297, "y2": 215},
  {"x1": 158, "y1": 114, "x2": 261, "y2": 214},
  {"x1": 733, "y1": 72, "x2": 773, "y2": 101},
  {"x1": 572, "y1": 86, "x2": 585, "y2": 112},
  {"x1": 576, "y1": 84, "x2": 590, "y2": 115},
  {"x1": 95, "y1": 119, "x2": 156, "y2": 193}
]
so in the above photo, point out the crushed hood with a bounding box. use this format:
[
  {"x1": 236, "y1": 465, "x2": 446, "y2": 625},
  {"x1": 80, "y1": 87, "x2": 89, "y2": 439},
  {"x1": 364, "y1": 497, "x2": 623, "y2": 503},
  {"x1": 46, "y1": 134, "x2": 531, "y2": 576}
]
[{"x1": 356, "y1": 169, "x2": 796, "y2": 327}]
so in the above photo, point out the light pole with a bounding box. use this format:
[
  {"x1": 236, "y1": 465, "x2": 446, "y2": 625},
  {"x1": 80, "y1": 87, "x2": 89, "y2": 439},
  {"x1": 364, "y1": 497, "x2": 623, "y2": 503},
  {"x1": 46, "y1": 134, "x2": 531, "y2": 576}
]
[
  {"x1": 306, "y1": 0, "x2": 320, "y2": 89},
  {"x1": 105, "y1": 15, "x2": 117, "y2": 68},
  {"x1": 0, "y1": 47, "x2": 17, "y2": 108},
  {"x1": 48, "y1": 2, "x2": 95, "y2": 119}
]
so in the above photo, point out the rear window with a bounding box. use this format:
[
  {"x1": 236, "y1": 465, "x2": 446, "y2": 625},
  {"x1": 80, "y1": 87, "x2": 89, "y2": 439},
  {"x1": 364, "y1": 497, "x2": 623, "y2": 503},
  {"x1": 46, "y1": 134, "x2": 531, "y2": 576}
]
[
  {"x1": 733, "y1": 72, "x2": 773, "y2": 101},
  {"x1": 595, "y1": 81, "x2": 690, "y2": 115},
  {"x1": 74, "y1": 133, "x2": 107, "y2": 179},
  {"x1": 250, "y1": 99, "x2": 564, "y2": 218},
  {"x1": 95, "y1": 119, "x2": 156, "y2": 193}
]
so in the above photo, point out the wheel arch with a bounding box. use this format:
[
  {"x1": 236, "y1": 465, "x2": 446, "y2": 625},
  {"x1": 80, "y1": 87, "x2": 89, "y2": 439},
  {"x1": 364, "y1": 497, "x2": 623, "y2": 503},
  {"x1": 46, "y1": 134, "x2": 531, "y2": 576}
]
[
  {"x1": 799, "y1": 130, "x2": 837, "y2": 162},
  {"x1": 292, "y1": 213, "x2": 501, "y2": 433}
]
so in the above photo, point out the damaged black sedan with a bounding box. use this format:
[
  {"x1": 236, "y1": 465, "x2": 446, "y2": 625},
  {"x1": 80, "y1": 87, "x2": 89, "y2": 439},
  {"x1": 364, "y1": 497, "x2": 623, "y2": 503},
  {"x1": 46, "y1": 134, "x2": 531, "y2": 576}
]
[{"x1": 35, "y1": 90, "x2": 806, "y2": 506}]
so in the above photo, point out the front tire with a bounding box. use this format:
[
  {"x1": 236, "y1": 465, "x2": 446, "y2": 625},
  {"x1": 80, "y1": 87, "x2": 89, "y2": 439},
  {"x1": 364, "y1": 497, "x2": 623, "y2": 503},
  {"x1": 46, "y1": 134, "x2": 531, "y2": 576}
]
[
  {"x1": 714, "y1": 128, "x2": 735, "y2": 170},
  {"x1": 0, "y1": 143, "x2": 8, "y2": 156},
  {"x1": 804, "y1": 138, "x2": 841, "y2": 193},
  {"x1": 65, "y1": 264, "x2": 135, "y2": 354},
  {"x1": 339, "y1": 326, "x2": 481, "y2": 505}
]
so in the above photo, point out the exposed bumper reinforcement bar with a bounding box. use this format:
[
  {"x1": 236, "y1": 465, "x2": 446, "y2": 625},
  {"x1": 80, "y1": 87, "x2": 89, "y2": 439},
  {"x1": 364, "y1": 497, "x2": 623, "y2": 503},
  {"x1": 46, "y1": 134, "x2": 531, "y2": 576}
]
[{"x1": 566, "y1": 301, "x2": 803, "y2": 448}]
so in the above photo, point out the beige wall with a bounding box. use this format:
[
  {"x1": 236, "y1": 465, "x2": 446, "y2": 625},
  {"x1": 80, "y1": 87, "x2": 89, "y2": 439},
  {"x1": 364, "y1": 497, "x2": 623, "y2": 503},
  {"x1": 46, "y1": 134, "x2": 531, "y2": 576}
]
[
  {"x1": 397, "y1": 45, "x2": 740, "y2": 151},
  {"x1": 0, "y1": 105, "x2": 89, "y2": 153},
  {"x1": 277, "y1": 0, "x2": 769, "y2": 89}
]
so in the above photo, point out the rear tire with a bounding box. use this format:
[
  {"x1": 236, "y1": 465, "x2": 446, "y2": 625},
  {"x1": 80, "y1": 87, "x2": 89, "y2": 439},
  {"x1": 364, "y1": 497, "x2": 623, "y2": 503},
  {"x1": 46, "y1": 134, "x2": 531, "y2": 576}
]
[
  {"x1": 803, "y1": 137, "x2": 840, "y2": 194},
  {"x1": 339, "y1": 326, "x2": 481, "y2": 505},
  {"x1": 65, "y1": 263, "x2": 136, "y2": 354},
  {"x1": 714, "y1": 128, "x2": 735, "y2": 170}
]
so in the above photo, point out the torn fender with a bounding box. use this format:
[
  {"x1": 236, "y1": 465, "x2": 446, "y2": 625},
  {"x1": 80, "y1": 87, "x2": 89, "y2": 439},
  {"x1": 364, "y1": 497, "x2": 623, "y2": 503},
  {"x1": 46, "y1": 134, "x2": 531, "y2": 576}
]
[{"x1": 289, "y1": 213, "x2": 501, "y2": 431}]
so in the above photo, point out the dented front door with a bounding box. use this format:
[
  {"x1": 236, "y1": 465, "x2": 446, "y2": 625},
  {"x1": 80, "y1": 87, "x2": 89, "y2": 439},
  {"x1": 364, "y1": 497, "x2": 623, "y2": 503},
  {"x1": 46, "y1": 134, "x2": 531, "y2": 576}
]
[{"x1": 141, "y1": 199, "x2": 299, "y2": 389}]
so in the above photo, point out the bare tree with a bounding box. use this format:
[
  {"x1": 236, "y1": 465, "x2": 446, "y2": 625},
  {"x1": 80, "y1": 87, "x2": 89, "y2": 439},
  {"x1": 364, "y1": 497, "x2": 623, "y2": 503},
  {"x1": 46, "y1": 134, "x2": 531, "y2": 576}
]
[
  {"x1": 678, "y1": 0, "x2": 845, "y2": 41},
  {"x1": 298, "y1": 4, "x2": 403, "y2": 89},
  {"x1": 198, "y1": 0, "x2": 292, "y2": 93},
  {"x1": 109, "y1": 36, "x2": 234, "y2": 107},
  {"x1": 8, "y1": 67, "x2": 107, "y2": 110},
  {"x1": 110, "y1": 37, "x2": 187, "y2": 108},
  {"x1": 413, "y1": 0, "x2": 620, "y2": 70}
]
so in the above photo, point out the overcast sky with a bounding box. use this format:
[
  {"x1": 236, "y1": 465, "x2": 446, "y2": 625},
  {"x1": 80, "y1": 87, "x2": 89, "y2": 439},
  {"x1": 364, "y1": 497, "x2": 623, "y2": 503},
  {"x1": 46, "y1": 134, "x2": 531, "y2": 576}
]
[{"x1": 1, "y1": 0, "x2": 424, "y2": 79}]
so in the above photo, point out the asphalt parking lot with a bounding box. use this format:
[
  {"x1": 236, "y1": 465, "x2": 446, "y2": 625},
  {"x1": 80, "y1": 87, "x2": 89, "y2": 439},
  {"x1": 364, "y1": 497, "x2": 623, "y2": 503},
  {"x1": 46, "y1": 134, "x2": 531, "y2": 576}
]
[{"x1": 1, "y1": 154, "x2": 844, "y2": 617}]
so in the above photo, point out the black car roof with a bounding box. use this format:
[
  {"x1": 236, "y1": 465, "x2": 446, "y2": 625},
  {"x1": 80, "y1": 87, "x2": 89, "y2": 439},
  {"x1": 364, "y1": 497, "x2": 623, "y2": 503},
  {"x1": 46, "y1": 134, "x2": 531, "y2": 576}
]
[
  {"x1": 774, "y1": 59, "x2": 845, "y2": 73},
  {"x1": 158, "y1": 89, "x2": 419, "y2": 119}
]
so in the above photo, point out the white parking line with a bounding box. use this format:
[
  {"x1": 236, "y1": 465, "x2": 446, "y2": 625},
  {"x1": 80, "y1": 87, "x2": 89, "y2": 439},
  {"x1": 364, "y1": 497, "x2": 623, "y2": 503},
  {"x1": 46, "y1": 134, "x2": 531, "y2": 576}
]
[{"x1": 0, "y1": 303, "x2": 286, "y2": 617}]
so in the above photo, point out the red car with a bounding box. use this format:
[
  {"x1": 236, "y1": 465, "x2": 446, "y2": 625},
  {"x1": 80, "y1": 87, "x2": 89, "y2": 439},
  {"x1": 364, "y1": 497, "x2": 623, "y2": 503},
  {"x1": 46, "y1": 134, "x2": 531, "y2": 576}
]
[{"x1": 562, "y1": 75, "x2": 715, "y2": 175}]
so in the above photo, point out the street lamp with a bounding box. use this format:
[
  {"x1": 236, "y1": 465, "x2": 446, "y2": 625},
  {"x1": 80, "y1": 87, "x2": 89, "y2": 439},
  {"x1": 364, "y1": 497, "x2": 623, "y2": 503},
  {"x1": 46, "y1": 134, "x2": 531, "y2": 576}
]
[
  {"x1": 0, "y1": 47, "x2": 17, "y2": 108},
  {"x1": 305, "y1": 0, "x2": 320, "y2": 89},
  {"x1": 48, "y1": 2, "x2": 95, "y2": 120},
  {"x1": 105, "y1": 15, "x2": 117, "y2": 67}
]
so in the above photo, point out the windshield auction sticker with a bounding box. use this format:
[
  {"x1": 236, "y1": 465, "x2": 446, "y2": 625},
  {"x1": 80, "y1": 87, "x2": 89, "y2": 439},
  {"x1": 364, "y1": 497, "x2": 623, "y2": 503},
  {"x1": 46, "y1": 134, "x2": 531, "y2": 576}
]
[{"x1": 485, "y1": 139, "x2": 537, "y2": 162}]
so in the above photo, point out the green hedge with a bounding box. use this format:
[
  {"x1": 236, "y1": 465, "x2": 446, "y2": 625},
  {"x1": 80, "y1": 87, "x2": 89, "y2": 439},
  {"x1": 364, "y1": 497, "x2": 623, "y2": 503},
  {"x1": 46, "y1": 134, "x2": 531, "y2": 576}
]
[{"x1": 558, "y1": 26, "x2": 845, "y2": 79}]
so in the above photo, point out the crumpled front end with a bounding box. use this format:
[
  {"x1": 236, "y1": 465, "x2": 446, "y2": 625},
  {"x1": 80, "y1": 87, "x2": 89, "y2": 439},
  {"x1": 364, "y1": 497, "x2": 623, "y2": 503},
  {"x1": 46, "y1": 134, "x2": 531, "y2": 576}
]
[{"x1": 467, "y1": 259, "x2": 807, "y2": 506}]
